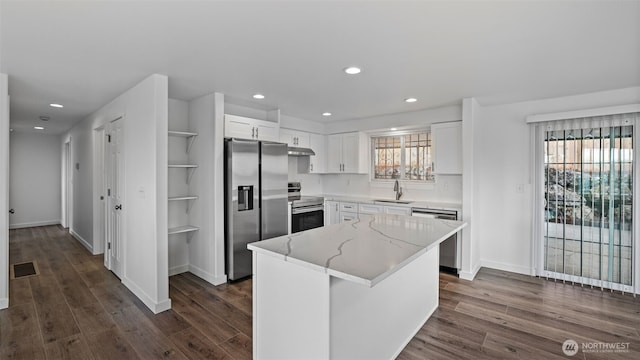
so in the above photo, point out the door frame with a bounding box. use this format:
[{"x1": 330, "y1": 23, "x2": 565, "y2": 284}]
[
  {"x1": 93, "y1": 126, "x2": 106, "y2": 255},
  {"x1": 103, "y1": 115, "x2": 125, "y2": 276},
  {"x1": 62, "y1": 139, "x2": 73, "y2": 230}
]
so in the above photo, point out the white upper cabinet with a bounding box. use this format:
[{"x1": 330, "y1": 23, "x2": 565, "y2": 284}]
[
  {"x1": 326, "y1": 132, "x2": 369, "y2": 174},
  {"x1": 279, "y1": 128, "x2": 310, "y2": 148},
  {"x1": 431, "y1": 121, "x2": 462, "y2": 175},
  {"x1": 308, "y1": 133, "x2": 326, "y2": 173},
  {"x1": 224, "y1": 114, "x2": 279, "y2": 142}
]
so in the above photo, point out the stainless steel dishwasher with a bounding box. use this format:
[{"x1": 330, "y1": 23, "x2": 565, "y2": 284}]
[{"x1": 411, "y1": 208, "x2": 459, "y2": 275}]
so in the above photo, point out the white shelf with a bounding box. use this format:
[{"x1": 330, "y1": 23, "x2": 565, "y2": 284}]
[
  {"x1": 168, "y1": 164, "x2": 198, "y2": 168},
  {"x1": 169, "y1": 130, "x2": 198, "y2": 153},
  {"x1": 168, "y1": 130, "x2": 198, "y2": 137},
  {"x1": 168, "y1": 225, "x2": 199, "y2": 235},
  {"x1": 169, "y1": 195, "x2": 198, "y2": 214},
  {"x1": 169, "y1": 196, "x2": 198, "y2": 201},
  {"x1": 168, "y1": 164, "x2": 198, "y2": 184}
]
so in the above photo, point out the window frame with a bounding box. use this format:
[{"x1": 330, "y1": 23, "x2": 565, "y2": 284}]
[{"x1": 370, "y1": 129, "x2": 435, "y2": 184}]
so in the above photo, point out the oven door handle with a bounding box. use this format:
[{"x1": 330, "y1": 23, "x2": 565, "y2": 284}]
[{"x1": 292, "y1": 205, "x2": 324, "y2": 214}]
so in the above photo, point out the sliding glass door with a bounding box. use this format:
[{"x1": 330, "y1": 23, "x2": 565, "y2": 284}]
[{"x1": 543, "y1": 125, "x2": 633, "y2": 291}]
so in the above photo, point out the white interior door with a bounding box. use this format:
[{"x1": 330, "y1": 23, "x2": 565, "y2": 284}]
[{"x1": 107, "y1": 117, "x2": 124, "y2": 278}]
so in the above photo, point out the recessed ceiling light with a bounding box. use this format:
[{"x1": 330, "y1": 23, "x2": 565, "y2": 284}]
[
  {"x1": 390, "y1": 128, "x2": 398, "y2": 131},
  {"x1": 34, "y1": 126, "x2": 44, "y2": 130},
  {"x1": 253, "y1": 93, "x2": 265, "y2": 100},
  {"x1": 39, "y1": 115, "x2": 50, "y2": 121},
  {"x1": 344, "y1": 67, "x2": 361, "y2": 75},
  {"x1": 322, "y1": 112, "x2": 332, "y2": 117},
  {"x1": 404, "y1": 98, "x2": 417, "y2": 103},
  {"x1": 50, "y1": 103, "x2": 63, "y2": 108}
]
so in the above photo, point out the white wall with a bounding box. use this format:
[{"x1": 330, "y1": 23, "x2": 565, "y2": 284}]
[
  {"x1": 9, "y1": 132, "x2": 61, "y2": 228},
  {"x1": 0, "y1": 73, "x2": 10, "y2": 309},
  {"x1": 187, "y1": 92, "x2": 226, "y2": 285},
  {"x1": 62, "y1": 74, "x2": 170, "y2": 313},
  {"x1": 473, "y1": 87, "x2": 640, "y2": 278}
]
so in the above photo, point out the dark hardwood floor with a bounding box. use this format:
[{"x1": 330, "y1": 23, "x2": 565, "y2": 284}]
[{"x1": 2, "y1": 225, "x2": 639, "y2": 359}]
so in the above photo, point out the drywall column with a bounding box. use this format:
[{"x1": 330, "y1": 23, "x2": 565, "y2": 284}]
[
  {"x1": 0, "y1": 73, "x2": 9, "y2": 309},
  {"x1": 459, "y1": 97, "x2": 481, "y2": 280},
  {"x1": 118, "y1": 74, "x2": 170, "y2": 313},
  {"x1": 187, "y1": 92, "x2": 226, "y2": 285}
]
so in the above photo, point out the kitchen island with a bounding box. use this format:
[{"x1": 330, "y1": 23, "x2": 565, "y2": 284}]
[{"x1": 248, "y1": 214, "x2": 467, "y2": 360}]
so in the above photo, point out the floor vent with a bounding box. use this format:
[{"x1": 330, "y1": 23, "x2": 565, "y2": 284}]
[{"x1": 11, "y1": 261, "x2": 39, "y2": 279}]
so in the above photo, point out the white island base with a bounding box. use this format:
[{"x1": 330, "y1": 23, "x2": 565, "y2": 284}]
[{"x1": 252, "y1": 246, "x2": 439, "y2": 359}]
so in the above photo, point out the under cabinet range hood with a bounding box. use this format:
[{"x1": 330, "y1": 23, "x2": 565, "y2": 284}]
[{"x1": 287, "y1": 146, "x2": 315, "y2": 156}]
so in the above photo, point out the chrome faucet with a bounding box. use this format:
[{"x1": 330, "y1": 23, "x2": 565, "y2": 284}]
[{"x1": 393, "y1": 179, "x2": 403, "y2": 200}]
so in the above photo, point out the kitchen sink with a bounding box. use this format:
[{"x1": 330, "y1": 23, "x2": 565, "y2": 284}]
[{"x1": 373, "y1": 199, "x2": 413, "y2": 205}]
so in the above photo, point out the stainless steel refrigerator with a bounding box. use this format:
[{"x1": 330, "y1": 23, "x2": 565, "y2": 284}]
[{"x1": 224, "y1": 138, "x2": 288, "y2": 281}]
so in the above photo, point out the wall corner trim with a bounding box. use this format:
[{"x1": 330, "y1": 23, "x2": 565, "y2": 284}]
[
  {"x1": 0, "y1": 297, "x2": 8, "y2": 309},
  {"x1": 69, "y1": 229, "x2": 93, "y2": 254},
  {"x1": 122, "y1": 277, "x2": 171, "y2": 314},
  {"x1": 459, "y1": 264, "x2": 481, "y2": 281},
  {"x1": 189, "y1": 264, "x2": 227, "y2": 286}
]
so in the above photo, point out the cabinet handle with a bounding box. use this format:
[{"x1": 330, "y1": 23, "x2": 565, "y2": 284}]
[
  {"x1": 256, "y1": 127, "x2": 259, "y2": 138},
  {"x1": 295, "y1": 137, "x2": 298, "y2": 145},
  {"x1": 432, "y1": 162, "x2": 435, "y2": 172},
  {"x1": 252, "y1": 127, "x2": 255, "y2": 138},
  {"x1": 310, "y1": 163, "x2": 313, "y2": 172}
]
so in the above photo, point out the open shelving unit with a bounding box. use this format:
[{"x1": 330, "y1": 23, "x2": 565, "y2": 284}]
[{"x1": 168, "y1": 130, "x2": 199, "y2": 238}]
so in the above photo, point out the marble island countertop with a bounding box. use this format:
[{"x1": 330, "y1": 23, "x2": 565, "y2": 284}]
[{"x1": 248, "y1": 214, "x2": 467, "y2": 287}]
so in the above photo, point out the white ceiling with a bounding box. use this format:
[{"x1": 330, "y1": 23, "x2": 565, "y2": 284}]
[{"x1": 2, "y1": 1, "x2": 639, "y2": 134}]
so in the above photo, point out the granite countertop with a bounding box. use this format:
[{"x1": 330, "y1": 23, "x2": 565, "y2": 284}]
[
  {"x1": 319, "y1": 194, "x2": 462, "y2": 211},
  {"x1": 248, "y1": 214, "x2": 467, "y2": 287}
]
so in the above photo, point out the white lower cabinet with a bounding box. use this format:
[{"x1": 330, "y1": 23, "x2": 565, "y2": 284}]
[
  {"x1": 325, "y1": 200, "x2": 413, "y2": 226},
  {"x1": 339, "y1": 202, "x2": 358, "y2": 223},
  {"x1": 325, "y1": 201, "x2": 340, "y2": 225},
  {"x1": 384, "y1": 206, "x2": 412, "y2": 216},
  {"x1": 359, "y1": 203, "x2": 383, "y2": 215}
]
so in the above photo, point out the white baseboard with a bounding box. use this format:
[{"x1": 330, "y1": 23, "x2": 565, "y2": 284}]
[
  {"x1": 0, "y1": 297, "x2": 8, "y2": 309},
  {"x1": 188, "y1": 264, "x2": 227, "y2": 286},
  {"x1": 169, "y1": 264, "x2": 189, "y2": 276},
  {"x1": 122, "y1": 277, "x2": 172, "y2": 314},
  {"x1": 69, "y1": 229, "x2": 94, "y2": 254},
  {"x1": 9, "y1": 220, "x2": 60, "y2": 229},
  {"x1": 481, "y1": 259, "x2": 533, "y2": 276},
  {"x1": 459, "y1": 262, "x2": 482, "y2": 281}
]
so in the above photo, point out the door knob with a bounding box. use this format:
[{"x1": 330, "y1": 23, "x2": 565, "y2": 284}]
[
  {"x1": 9, "y1": 209, "x2": 15, "y2": 214},
  {"x1": 115, "y1": 205, "x2": 122, "y2": 210}
]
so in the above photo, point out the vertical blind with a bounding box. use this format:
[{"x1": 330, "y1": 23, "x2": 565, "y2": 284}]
[{"x1": 533, "y1": 111, "x2": 638, "y2": 292}]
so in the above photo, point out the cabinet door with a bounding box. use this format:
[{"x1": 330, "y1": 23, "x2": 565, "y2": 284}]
[
  {"x1": 295, "y1": 132, "x2": 310, "y2": 148},
  {"x1": 309, "y1": 133, "x2": 326, "y2": 173},
  {"x1": 279, "y1": 129, "x2": 296, "y2": 146},
  {"x1": 384, "y1": 206, "x2": 412, "y2": 216},
  {"x1": 326, "y1": 135, "x2": 343, "y2": 173},
  {"x1": 358, "y1": 203, "x2": 383, "y2": 215},
  {"x1": 341, "y1": 133, "x2": 360, "y2": 173},
  {"x1": 432, "y1": 122, "x2": 462, "y2": 175},
  {"x1": 224, "y1": 115, "x2": 255, "y2": 140},
  {"x1": 255, "y1": 121, "x2": 279, "y2": 142},
  {"x1": 340, "y1": 212, "x2": 358, "y2": 223},
  {"x1": 324, "y1": 201, "x2": 340, "y2": 225}
]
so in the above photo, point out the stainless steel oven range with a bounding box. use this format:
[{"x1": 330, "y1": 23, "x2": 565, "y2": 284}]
[{"x1": 288, "y1": 182, "x2": 324, "y2": 233}]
